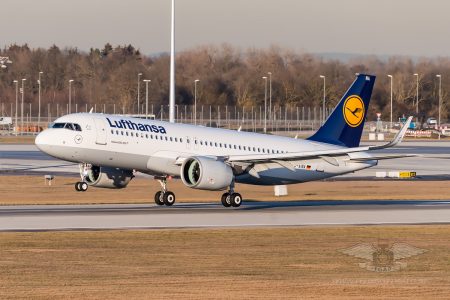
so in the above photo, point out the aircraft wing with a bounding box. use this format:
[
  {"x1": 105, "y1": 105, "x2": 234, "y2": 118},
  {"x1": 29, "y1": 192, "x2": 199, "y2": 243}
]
[
  {"x1": 368, "y1": 116, "x2": 412, "y2": 150},
  {"x1": 226, "y1": 116, "x2": 414, "y2": 164}
]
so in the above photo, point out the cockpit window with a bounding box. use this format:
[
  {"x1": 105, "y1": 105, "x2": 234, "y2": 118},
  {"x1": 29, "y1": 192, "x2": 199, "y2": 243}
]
[
  {"x1": 51, "y1": 122, "x2": 82, "y2": 131},
  {"x1": 51, "y1": 123, "x2": 66, "y2": 129}
]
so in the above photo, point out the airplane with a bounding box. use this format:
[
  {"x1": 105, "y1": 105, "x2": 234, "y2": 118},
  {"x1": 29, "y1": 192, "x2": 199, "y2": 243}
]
[{"x1": 35, "y1": 74, "x2": 413, "y2": 208}]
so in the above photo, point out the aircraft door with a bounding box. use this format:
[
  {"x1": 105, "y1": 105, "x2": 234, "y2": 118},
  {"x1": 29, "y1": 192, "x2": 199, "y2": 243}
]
[{"x1": 93, "y1": 118, "x2": 107, "y2": 145}]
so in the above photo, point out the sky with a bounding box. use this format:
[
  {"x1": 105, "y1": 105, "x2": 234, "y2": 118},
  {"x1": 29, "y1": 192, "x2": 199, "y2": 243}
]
[{"x1": 1, "y1": 0, "x2": 449, "y2": 57}]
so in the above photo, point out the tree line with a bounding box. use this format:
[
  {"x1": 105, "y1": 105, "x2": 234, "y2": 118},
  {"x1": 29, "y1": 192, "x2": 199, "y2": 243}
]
[{"x1": 0, "y1": 43, "x2": 448, "y2": 123}]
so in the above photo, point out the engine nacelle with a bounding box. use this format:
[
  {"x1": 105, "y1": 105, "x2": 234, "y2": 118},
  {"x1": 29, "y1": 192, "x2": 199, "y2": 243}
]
[
  {"x1": 181, "y1": 156, "x2": 233, "y2": 191},
  {"x1": 86, "y1": 166, "x2": 133, "y2": 189}
]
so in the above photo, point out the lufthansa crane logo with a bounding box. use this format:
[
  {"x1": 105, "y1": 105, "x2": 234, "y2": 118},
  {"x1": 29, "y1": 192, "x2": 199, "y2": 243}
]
[{"x1": 343, "y1": 95, "x2": 365, "y2": 127}]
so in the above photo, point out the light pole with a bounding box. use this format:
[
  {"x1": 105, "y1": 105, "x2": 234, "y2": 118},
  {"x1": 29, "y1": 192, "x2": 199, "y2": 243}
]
[
  {"x1": 137, "y1": 73, "x2": 142, "y2": 115},
  {"x1": 194, "y1": 79, "x2": 200, "y2": 125},
  {"x1": 143, "y1": 79, "x2": 151, "y2": 119},
  {"x1": 388, "y1": 74, "x2": 393, "y2": 128},
  {"x1": 262, "y1": 76, "x2": 268, "y2": 133},
  {"x1": 69, "y1": 79, "x2": 74, "y2": 114},
  {"x1": 319, "y1": 75, "x2": 326, "y2": 123},
  {"x1": 21, "y1": 79, "x2": 26, "y2": 134},
  {"x1": 268, "y1": 72, "x2": 272, "y2": 125},
  {"x1": 414, "y1": 73, "x2": 419, "y2": 116},
  {"x1": 38, "y1": 71, "x2": 43, "y2": 125},
  {"x1": 436, "y1": 74, "x2": 442, "y2": 132},
  {"x1": 13, "y1": 80, "x2": 18, "y2": 134}
]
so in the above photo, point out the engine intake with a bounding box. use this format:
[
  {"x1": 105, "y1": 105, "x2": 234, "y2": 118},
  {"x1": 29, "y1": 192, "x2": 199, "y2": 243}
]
[
  {"x1": 86, "y1": 166, "x2": 133, "y2": 189},
  {"x1": 181, "y1": 156, "x2": 233, "y2": 191}
]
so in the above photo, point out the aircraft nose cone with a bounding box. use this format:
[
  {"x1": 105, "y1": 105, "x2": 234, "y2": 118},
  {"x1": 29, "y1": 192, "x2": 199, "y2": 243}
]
[{"x1": 35, "y1": 130, "x2": 50, "y2": 153}]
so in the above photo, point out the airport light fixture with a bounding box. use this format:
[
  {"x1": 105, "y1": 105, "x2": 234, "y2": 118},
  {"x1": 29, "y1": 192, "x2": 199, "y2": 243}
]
[
  {"x1": 268, "y1": 72, "x2": 272, "y2": 125},
  {"x1": 194, "y1": 79, "x2": 200, "y2": 125},
  {"x1": 38, "y1": 72, "x2": 43, "y2": 125},
  {"x1": 13, "y1": 80, "x2": 18, "y2": 134},
  {"x1": 436, "y1": 74, "x2": 442, "y2": 132},
  {"x1": 69, "y1": 79, "x2": 74, "y2": 114},
  {"x1": 387, "y1": 74, "x2": 393, "y2": 129},
  {"x1": 137, "y1": 73, "x2": 143, "y2": 115},
  {"x1": 21, "y1": 79, "x2": 26, "y2": 135},
  {"x1": 169, "y1": 0, "x2": 176, "y2": 123},
  {"x1": 262, "y1": 76, "x2": 268, "y2": 133},
  {"x1": 143, "y1": 79, "x2": 151, "y2": 119},
  {"x1": 319, "y1": 75, "x2": 326, "y2": 123},
  {"x1": 413, "y1": 73, "x2": 419, "y2": 116}
]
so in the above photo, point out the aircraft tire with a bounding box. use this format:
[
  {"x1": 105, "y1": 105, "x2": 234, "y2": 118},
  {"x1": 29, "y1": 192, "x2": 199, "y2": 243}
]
[
  {"x1": 154, "y1": 191, "x2": 164, "y2": 206},
  {"x1": 230, "y1": 193, "x2": 242, "y2": 207},
  {"x1": 163, "y1": 191, "x2": 176, "y2": 206},
  {"x1": 221, "y1": 193, "x2": 231, "y2": 207},
  {"x1": 75, "y1": 182, "x2": 81, "y2": 191},
  {"x1": 80, "y1": 182, "x2": 88, "y2": 192}
]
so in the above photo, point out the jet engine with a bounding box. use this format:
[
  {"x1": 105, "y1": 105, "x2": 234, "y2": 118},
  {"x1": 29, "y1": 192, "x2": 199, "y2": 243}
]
[
  {"x1": 181, "y1": 156, "x2": 233, "y2": 191},
  {"x1": 86, "y1": 166, "x2": 134, "y2": 189}
]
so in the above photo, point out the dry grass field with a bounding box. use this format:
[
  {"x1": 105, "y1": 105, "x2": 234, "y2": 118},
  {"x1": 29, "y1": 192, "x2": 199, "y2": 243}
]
[
  {"x1": 1, "y1": 175, "x2": 450, "y2": 205},
  {"x1": 0, "y1": 226, "x2": 449, "y2": 299}
]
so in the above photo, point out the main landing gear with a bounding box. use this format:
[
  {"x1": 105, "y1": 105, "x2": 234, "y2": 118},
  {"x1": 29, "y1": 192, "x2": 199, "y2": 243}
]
[
  {"x1": 154, "y1": 176, "x2": 176, "y2": 206},
  {"x1": 75, "y1": 163, "x2": 90, "y2": 192},
  {"x1": 221, "y1": 181, "x2": 242, "y2": 208}
]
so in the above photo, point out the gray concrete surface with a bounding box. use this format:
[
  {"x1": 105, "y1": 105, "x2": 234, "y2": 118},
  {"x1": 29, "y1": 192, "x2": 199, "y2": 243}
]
[{"x1": 1, "y1": 200, "x2": 450, "y2": 231}]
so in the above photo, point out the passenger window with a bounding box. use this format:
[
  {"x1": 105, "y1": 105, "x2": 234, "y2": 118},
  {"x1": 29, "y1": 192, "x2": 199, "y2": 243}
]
[
  {"x1": 174, "y1": 137, "x2": 178, "y2": 142},
  {"x1": 180, "y1": 138, "x2": 183, "y2": 143},
  {"x1": 126, "y1": 132, "x2": 129, "y2": 136},
  {"x1": 131, "y1": 132, "x2": 134, "y2": 137},
  {"x1": 121, "y1": 131, "x2": 124, "y2": 136},
  {"x1": 111, "y1": 130, "x2": 114, "y2": 134}
]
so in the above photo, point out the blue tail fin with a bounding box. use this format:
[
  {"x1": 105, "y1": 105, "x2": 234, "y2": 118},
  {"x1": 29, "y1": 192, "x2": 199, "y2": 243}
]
[{"x1": 307, "y1": 74, "x2": 376, "y2": 148}]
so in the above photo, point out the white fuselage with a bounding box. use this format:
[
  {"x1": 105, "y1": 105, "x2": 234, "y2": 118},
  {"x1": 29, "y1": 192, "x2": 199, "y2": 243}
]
[{"x1": 35, "y1": 113, "x2": 376, "y2": 185}]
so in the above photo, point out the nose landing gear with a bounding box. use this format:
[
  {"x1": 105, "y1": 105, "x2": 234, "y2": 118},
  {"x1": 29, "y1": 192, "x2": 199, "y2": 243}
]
[{"x1": 75, "y1": 163, "x2": 90, "y2": 192}]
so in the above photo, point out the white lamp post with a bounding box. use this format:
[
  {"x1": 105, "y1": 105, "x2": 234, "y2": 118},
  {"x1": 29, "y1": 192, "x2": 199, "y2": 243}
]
[
  {"x1": 69, "y1": 79, "x2": 74, "y2": 114},
  {"x1": 13, "y1": 80, "x2": 18, "y2": 134},
  {"x1": 143, "y1": 79, "x2": 151, "y2": 119},
  {"x1": 262, "y1": 76, "x2": 268, "y2": 133},
  {"x1": 268, "y1": 72, "x2": 272, "y2": 125},
  {"x1": 319, "y1": 75, "x2": 326, "y2": 123},
  {"x1": 194, "y1": 79, "x2": 200, "y2": 125},
  {"x1": 413, "y1": 73, "x2": 419, "y2": 117},
  {"x1": 137, "y1": 73, "x2": 142, "y2": 115},
  {"x1": 38, "y1": 71, "x2": 43, "y2": 125},
  {"x1": 21, "y1": 79, "x2": 26, "y2": 134},
  {"x1": 436, "y1": 74, "x2": 442, "y2": 132},
  {"x1": 388, "y1": 74, "x2": 393, "y2": 128}
]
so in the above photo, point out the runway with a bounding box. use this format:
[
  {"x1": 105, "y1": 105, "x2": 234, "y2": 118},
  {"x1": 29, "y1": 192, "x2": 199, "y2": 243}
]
[
  {"x1": 1, "y1": 200, "x2": 450, "y2": 231},
  {"x1": 2, "y1": 141, "x2": 450, "y2": 177}
]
